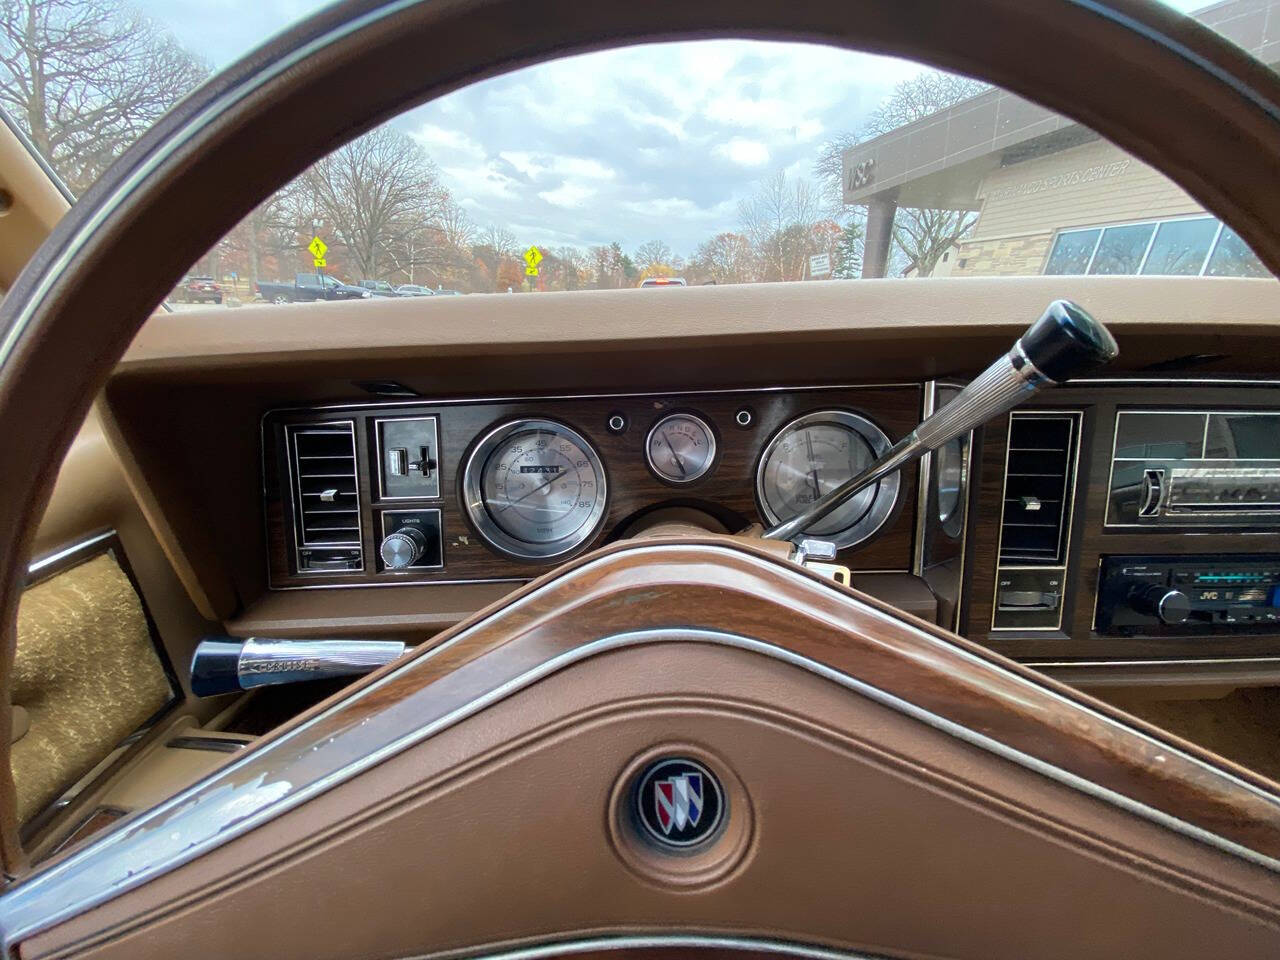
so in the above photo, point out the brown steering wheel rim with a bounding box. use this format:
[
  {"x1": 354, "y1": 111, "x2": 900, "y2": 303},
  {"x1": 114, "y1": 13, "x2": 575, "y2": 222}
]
[{"x1": 1, "y1": 0, "x2": 1279, "y2": 872}]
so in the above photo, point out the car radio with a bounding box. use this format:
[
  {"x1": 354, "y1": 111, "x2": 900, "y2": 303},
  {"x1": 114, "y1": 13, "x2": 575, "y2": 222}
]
[
  {"x1": 1105, "y1": 410, "x2": 1280, "y2": 528},
  {"x1": 1095, "y1": 554, "x2": 1280, "y2": 636}
]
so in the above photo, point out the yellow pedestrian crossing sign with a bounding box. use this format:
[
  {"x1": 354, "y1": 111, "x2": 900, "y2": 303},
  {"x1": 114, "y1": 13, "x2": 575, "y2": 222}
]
[
  {"x1": 523, "y1": 245, "x2": 542, "y2": 268},
  {"x1": 309, "y1": 236, "x2": 328, "y2": 267}
]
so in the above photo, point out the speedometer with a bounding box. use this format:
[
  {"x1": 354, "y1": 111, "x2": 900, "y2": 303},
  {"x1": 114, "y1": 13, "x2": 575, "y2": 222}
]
[
  {"x1": 462, "y1": 418, "x2": 608, "y2": 561},
  {"x1": 755, "y1": 410, "x2": 900, "y2": 548}
]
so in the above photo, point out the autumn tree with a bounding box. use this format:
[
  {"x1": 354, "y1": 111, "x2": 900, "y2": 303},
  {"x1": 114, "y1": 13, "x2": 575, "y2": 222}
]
[
  {"x1": 815, "y1": 70, "x2": 988, "y2": 277},
  {"x1": 303, "y1": 126, "x2": 449, "y2": 280},
  {"x1": 0, "y1": 0, "x2": 207, "y2": 194}
]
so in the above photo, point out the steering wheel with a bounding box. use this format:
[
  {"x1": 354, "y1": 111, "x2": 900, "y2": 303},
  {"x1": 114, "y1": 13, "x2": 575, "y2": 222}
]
[{"x1": 3, "y1": 1, "x2": 1280, "y2": 957}]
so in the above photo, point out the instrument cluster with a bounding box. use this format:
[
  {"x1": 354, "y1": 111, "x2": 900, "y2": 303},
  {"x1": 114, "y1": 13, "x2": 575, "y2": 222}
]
[
  {"x1": 456, "y1": 408, "x2": 901, "y2": 562},
  {"x1": 263, "y1": 385, "x2": 923, "y2": 590}
]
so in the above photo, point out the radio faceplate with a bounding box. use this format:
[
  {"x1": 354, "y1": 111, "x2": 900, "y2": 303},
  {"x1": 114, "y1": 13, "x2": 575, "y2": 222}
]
[
  {"x1": 1105, "y1": 410, "x2": 1280, "y2": 528},
  {"x1": 1096, "y1": 555, "x2": 1280, "y2": 636}
]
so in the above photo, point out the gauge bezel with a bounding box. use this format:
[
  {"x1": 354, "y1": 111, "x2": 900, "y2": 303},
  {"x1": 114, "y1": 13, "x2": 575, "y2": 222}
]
[
  {"x1": 755, "y1": 409, "x2": 901, "y2": 549},
  {"x1": 644, "y1": 412, "x2": 718, "y2": 485},
  {"x1": 461, "y1": 417, "x2": 608, "y2": 562}
]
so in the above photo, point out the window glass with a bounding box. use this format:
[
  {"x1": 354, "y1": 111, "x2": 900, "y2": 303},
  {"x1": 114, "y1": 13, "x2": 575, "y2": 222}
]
[
  {"x1": 1140, "y1": 217, "x2": 1218, "y2": 275},
  {"x1": 1088, "y1": 223, "x2": 1156, "y2": 275},
  {"x1": 1044, "y1": 229, "x2": 1101, "y2": 275},
  {"x1": 0, "y1": 0, "x2": 1272, "y2": 295},
  {"x1": 1206, "y1": 225, "x2": 1270, "y2": 278}
]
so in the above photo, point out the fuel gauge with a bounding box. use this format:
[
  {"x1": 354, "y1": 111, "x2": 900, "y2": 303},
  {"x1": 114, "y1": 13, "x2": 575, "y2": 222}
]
[{"x1": 645, "y1": 413, "x2": 717, "y2": 484}]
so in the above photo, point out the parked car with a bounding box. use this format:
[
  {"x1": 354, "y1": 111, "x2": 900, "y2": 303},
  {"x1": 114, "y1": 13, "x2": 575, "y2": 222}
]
[
  {"x1": 639, "y1": 276, "x2": 687, "y2": 287},
  {"x1": 395, "y1": 284, "x2": 434, "y2": 297},
  {"x1": 256, "y1": 272, "x2": 372, "y2": 304},
  {"x1": 358, "y1": 279, "x2": 401, "y2": 297},
  {"x1": 172, "y1": 275, "x2": 223, "y2": 303},
  {"x1": 433, "y1": 288, "x2": 464, "y2": 295}
]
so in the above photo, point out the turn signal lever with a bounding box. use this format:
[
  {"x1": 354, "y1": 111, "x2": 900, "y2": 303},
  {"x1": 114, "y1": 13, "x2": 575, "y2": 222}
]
[
  {"x1": 189, "y1": 636, "x2": 406, "y2": 697},
  {"x1": 763, "y1": 300, "x2": 1118, "y2": 542}
]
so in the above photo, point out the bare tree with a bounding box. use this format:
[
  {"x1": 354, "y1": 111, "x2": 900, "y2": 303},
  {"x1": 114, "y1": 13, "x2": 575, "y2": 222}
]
[
  {"x1": 691, "y1": 232, "x2": 756, "y2": 285},
  {"x1": 814, "y1": 70, "x2": 989, "y2": 277},
  {"x1": 479, "y1": 224, "x2": 518, "y2": 257},
  {"x1": 437, "y1": 197, "x2": 476, "y2": 251},
  {"x1": 303, "y1": 126, "x2": 448, "y2": 279},
  {"x1": 738, "y1": 170, "x2": 821, "y2": 282},
  {"x1": 0, "y1": 0, "x2": 207, "y2": 194},
  {"x1": 633, "y1": 239, "x2": 672, "y2": 272}
]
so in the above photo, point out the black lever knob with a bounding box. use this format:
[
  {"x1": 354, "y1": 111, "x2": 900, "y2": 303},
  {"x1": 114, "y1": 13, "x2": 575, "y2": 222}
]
[{"x1": 1017, "y1": 300, "x2": 1119, "y2": 383}]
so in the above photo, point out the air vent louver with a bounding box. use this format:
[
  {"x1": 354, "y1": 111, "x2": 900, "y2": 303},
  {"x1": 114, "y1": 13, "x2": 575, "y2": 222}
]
[
  {"x1": 998, "y1": 413, "x2": 1079, "y2": 566},
  {"x1": 288, "y1": 421, "x2": 364, "y2": 571}
]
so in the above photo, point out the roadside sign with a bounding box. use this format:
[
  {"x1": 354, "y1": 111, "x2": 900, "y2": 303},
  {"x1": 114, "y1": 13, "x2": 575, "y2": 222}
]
[
  {"x1": 524, "y1": 265, "x2": 539, "y2": 276},
  {"x1": 808, "y1": 253, "x2": 831, "y2": 278},
  {"x1": 308, "y1": 236, "x2": 328, "y2": 259},
  {"x1": 523, "y1": 245, "x2": 542, "y2": 268},
  {"x1": 313, "y1": 257, "x2": 327, "y2": 268}
]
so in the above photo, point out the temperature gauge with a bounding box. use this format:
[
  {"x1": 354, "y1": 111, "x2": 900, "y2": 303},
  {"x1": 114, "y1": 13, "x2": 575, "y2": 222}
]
[{"x1": 645, "y1": 413, "x2": 717, "y2": 484}]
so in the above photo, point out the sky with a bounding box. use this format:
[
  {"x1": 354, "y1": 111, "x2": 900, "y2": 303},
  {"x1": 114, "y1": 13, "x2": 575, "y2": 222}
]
[{"x1": 136, "y1": 0, "x2": 1212, "y2": 256}]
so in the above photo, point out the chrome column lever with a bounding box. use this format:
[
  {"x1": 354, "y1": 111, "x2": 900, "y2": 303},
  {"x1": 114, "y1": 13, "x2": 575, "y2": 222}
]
[
  {"x1": 763, "y1": 300, "x2": 1118, "y2": 542},
  {"x1": 190, "y1": 636, "x2": 406, "y2": 697}
]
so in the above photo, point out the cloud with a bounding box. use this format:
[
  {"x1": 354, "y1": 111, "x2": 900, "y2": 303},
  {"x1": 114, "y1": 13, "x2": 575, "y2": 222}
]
[
  {"x1": 715, "y1": 138, "x2": 770, "y2": 167},
  {"x1": 539, "y1": 183, "x2": 596, "y2": 208}
]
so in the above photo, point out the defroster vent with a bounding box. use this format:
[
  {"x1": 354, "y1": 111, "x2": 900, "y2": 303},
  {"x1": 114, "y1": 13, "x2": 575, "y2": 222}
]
[{"x1": 287, "y1": 421, "x2": 364, "y2": 573}]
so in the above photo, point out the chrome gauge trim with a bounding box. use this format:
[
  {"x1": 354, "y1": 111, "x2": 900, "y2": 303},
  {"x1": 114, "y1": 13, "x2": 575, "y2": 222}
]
[
  {"x1": 644, "y1": 412, "x2": 717, "y2": 485},
  {"x1": 461, "y1": 418, "x2": 608, "y2": 562},
  {"x1": 450, "y1": 935, "x2": 886, "y2": 960},
  {"x1": 755, "y1": 409, "x2": 900, "y2": 549}
]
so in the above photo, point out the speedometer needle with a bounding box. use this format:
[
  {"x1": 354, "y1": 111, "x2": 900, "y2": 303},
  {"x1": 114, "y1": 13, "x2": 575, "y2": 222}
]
[
  {"x1": 496, "y1": 474, "x2": 558, "y2": 512},
  {"x1": 662, "y1": 431, "x2": 687, "y2": 477},
  {"x1": 805, "y1": 430, "x2": 821, "y2": 499}
]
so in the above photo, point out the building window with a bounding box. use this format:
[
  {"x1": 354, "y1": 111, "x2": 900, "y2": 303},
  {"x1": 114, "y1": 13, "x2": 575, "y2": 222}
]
[
  {"x1": 1043, "y1": 228, "x2": 1101, "y2": 275},
  {"x1": 1044, "y1": 216, "x2": 1266, "y2": 277},
  {"x1": 1141, "y1": 217, "x2": 1218, "y2": 275},
  {"x1": 1206, "y1": 226, "x2": 1271, "y2": 278},
  {"x1": 1089, "y1": 222, "x2": 1156, "y2": 274}
]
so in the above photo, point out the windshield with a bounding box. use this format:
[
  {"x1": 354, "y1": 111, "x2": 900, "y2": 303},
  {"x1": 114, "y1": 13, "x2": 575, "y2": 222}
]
[{"x1": 0, "y1": 0, "x2": 1272, "y2": 299}]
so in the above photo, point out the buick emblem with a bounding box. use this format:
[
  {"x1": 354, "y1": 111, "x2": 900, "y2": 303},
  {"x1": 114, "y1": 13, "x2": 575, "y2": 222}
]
[{"x1": 634, "y1": 758, "x2": 725, "y2": 848}]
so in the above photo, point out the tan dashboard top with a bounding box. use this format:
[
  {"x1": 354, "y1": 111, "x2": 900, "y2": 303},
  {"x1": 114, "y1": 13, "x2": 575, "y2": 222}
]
[{"x1": 119, "y1": 276, "x2": 1280, "y2": 387}]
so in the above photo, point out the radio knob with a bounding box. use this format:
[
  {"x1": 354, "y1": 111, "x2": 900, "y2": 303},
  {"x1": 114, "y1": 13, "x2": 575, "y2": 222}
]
[
  {"x1": 380, "y1": 526, "x2": 427, "y2": 570},
  {"x1": 1130, "y1": 584, "x2": 1192, "y2": 625}
]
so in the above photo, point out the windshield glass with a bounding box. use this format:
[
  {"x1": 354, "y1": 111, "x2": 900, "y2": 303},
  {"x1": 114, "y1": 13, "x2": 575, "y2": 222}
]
[{"x1": 0, "y1": 0, "x2": 1272, "y2": 299}]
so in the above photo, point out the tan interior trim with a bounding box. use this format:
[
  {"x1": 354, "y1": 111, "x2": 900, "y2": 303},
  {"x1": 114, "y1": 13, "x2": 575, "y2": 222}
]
[
  {"x1": 119, "y1": 276, "x2": 1280, "y2": 375},
  {"x1": 9, "y1": 537, "x2": 1280, "y2": 950}
]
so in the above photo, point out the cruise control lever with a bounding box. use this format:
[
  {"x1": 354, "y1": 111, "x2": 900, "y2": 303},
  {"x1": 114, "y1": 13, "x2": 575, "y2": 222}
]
[
  {"x1": 189, "y1": 636, "x2": 406, "y2": 697},
  {"x1": 763, "y1": 300, "x2": 1118, "y2": 542}
]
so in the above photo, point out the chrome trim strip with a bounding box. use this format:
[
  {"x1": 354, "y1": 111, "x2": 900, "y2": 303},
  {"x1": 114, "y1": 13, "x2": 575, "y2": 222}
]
[
  {"x1": 267, "y1": 382, "x2": 924, "y2": 416},
  {"x1": 7, "y1": 545, "x2": 1280, "y2": 946},
  {"x1": 25, "y1": 530, "x2": 116, "y2": 581},
  {"x1": 911, "y1": 383, "x2": 936, "y2": 578},
  {"x1": 430, "y1": 935, "x2": 888, "y2": 960},
  {"x1": 1027, "y1": 657, "x2": 1280, "y2": 668},
  {"x1": 1069, "y1": 377, "x2": 1280, "y2": 387}
]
